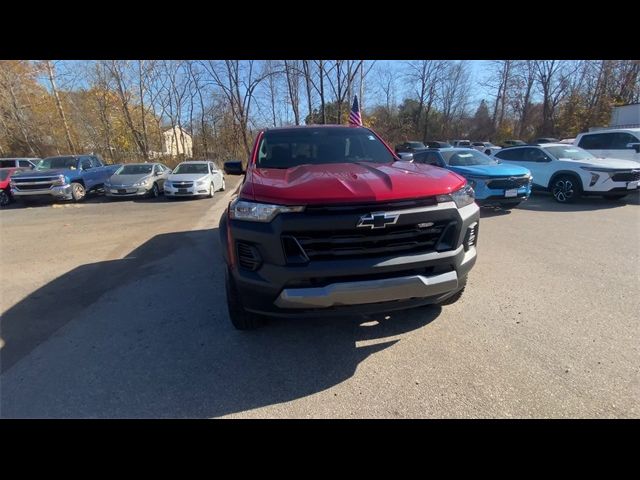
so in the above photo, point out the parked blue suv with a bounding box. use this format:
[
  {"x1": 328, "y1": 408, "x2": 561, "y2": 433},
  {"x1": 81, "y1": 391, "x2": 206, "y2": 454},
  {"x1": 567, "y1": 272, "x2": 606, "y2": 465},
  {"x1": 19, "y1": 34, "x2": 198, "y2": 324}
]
[{"x1": 413, "y1": 148, "x2": 532, "y2": 208}]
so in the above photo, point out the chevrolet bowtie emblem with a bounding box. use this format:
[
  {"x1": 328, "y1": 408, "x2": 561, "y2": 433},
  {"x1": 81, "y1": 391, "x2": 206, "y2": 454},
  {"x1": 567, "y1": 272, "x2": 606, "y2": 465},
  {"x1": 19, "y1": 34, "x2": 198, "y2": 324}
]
[{"x1": 357, "y1": 212, "x2": 400, "y2": 229}]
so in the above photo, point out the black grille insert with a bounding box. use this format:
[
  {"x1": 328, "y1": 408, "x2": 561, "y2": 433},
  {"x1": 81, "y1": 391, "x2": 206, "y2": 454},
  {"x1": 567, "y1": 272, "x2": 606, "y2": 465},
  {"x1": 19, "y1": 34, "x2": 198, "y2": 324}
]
[
  {"x1": 283, "y1": 220, "x2": 456, "y2": 262},
  {"x1": 485, "y1": 176, "x2": 530, "y2": 189},
  {"x1": 611, "y1": 171, "x2": 640, "y2": 182},
  {"x1": 236, "y1": 242, "x2": 262, "y2": 271}
]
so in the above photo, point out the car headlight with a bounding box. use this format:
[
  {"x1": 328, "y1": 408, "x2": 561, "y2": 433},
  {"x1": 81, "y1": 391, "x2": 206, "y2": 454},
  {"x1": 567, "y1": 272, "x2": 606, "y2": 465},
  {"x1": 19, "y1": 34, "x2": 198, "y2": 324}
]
[
  {"x1": 229, "y1": 199, "x2": 305, "y2": 222},
  {"x1": 165, "y1": 181, "x2": 172, "y2": 188},
  {"x1": 52, "y1": 174, "x2": 67, "y2": 186},
  {"x1": 197, "y1": 179, "x2": 208, "y2": 186},
  {"x1": 133, "y1": 177, "x2": 151, "y2": 187},
  {"x1": 436, "y1": 184, "x2": 475, "y2": 208}
]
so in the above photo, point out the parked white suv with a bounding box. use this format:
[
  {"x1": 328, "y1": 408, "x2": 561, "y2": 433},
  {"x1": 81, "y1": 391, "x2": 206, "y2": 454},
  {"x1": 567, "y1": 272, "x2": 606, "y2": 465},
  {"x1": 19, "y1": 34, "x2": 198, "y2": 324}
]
[
  {"x1": 471, "y1": 142, "x2": 502, "y2": 156},
  {"x1": 494, "y1": 144, "x2": 640, "y2": 202},
  {"x1": 164, "y1": 161, "x2": 225, "y2": 198},
  {"x1": 574, "y1": 128, "x2": 640, "y2": 164}
]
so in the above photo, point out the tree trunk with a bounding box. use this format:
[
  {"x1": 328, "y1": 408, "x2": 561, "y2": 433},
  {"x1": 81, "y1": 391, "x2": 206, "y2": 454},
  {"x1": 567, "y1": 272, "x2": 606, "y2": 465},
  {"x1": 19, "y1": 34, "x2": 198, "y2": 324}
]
[{"x1": 46, "y1": 60, "x2": 75, "y2": 153}]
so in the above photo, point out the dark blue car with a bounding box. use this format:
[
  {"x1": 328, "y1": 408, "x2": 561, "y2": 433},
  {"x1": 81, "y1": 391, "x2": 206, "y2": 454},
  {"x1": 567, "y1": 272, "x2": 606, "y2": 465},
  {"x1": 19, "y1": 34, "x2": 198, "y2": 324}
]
[{"x1": 412, "y1": 148, "x2": 532, "y2": 209}]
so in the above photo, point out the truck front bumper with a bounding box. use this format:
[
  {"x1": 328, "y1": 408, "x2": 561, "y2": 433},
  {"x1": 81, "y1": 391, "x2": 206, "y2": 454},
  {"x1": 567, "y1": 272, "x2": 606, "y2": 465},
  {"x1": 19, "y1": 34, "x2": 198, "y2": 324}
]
[
  {"x1": 11, "y1": 185, "x2": 73, "y2": 200},
  {"x1": 221, "y1": 200, "x2": 479, "y2": 318}
]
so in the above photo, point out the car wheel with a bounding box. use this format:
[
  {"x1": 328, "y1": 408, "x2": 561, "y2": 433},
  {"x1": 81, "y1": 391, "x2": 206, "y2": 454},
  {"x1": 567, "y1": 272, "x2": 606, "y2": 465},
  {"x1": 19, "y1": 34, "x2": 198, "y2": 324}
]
[
  {"x1": 71, "y1": 182, "x2": 86, "y2": 202},
  {"x1": 208, "y1": 183, "x2": 214, "y2": 198},
  {"x1": 148, "y1": 183, "x2": 159, "y2": 199},
  {"x1": 0, "y1": 189, "x2": 10, "y2": 207},
  {"x1": 225, "y1": 268, "x2": 264, "y2": 330},
  {"x1": 604, "y1": 194, "x2": 627, "y2": 201},
  {"x1": 220, "y1": 179, "x2": 226, "y2": 192},
  {"x1": 551, "y1": 175, "x2": 581, "y2": 203}
]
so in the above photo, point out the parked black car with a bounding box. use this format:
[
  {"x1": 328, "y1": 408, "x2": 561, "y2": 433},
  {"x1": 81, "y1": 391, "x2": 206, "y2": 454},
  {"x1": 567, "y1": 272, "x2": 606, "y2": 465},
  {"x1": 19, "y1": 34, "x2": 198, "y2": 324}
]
[
  {"x1": 425, "y1": 141, "x2": 453, "y2": 149},
  {"x1": 531, "y1": 137, "x2": 560, "y2": 144},
  {"x1": 394, "y1": 141, "x2": 426, "y2": 154}
]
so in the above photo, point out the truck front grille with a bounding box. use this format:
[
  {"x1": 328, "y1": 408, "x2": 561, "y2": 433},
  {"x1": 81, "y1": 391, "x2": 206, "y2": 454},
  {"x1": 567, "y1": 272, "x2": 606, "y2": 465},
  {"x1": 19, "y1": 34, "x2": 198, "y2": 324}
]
[
  {"x1": 485, "y1": 176, "x2": 530, "y2": 189},
  {"x1": 611, "y1": 171, "x2": 640, "y2": 182},
  {"x1": 12, "y1": 177, "x2": 59, "y2": 190},
  {"x1": 283, "y1": 220, "x2": 457, "y2": 262}
]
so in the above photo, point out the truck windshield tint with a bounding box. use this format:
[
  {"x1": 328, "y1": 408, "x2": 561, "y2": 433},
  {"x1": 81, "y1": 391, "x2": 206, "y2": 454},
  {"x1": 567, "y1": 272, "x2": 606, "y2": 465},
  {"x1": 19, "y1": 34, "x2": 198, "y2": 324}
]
[
  {"x1": 116, "y1": 164, "x2": 153, "y2": 175},
  {"x1": 256, "y1": 128, "x2": 395, "y2": 169},
  {"x1": 37, "y1": 157, "x2": 78, "y2": 170},
  {"x1": 173, "y1": 164, "x2": 209, "y2": 174},
  {"x1": 442, "y1": 150, "x2": 497, "y2": 166}
]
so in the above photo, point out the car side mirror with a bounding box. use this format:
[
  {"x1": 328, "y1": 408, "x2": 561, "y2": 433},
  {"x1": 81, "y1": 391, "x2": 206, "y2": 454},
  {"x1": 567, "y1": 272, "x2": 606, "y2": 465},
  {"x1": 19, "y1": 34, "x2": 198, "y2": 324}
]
[
  {"x1": 398, "y1": 152, "x2": 414, "y2": 161},
  {"x1": 627, "y1": 143, "x2": 640, "y2": 153},
  {"x1": 224, "y1": 160, "x2": 245, "y2": 175}
]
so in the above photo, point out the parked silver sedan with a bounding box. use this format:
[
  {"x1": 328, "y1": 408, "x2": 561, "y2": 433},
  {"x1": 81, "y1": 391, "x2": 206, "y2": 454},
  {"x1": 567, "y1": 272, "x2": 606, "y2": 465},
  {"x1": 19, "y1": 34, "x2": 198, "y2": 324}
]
[
  {"x1": 164, "y1": 161, "x2": 225, "y2": 199},
  {"x1": 104, "y1": 163, "x2": 171, "y2": 199}
]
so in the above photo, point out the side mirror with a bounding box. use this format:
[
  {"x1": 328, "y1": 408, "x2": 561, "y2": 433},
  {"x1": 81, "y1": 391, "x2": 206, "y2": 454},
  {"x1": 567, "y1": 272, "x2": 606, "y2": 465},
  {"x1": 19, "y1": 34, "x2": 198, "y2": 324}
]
[
  {"x1": 398, "y1": 152, "x2": 414, "y2": 161},
  {"x1": 627, "y1": 143, "x2": 640, "y2": 153},
  {"x1": 224, "y1": 160, "x2": 245, "y2": 175}
]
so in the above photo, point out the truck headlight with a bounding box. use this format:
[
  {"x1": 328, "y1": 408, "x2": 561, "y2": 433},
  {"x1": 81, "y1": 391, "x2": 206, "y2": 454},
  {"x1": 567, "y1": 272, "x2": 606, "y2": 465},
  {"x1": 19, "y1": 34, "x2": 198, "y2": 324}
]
[
  {"x1": 52, "y1": 174, "x2": 67, "y2": 186},
  {"x1": 229, "y1": 199, "x2": 305, "y2": 222},
  {"x1": 436, "y1": 184, "x2": 475, "y2": 208}
]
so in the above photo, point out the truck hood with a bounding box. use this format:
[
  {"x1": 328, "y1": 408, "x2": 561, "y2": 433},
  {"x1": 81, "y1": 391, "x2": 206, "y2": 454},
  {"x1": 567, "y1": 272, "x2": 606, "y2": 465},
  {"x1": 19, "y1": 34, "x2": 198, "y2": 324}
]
[
  {"x1": 448, "y1": 163, "x2": 531, "y2": 178},
  {"x1": 12, "y1": 168, "x2": 71, "y2": 178},
  {"x1": 242, "y1": 161, "x2": 466, "y2": 205}
]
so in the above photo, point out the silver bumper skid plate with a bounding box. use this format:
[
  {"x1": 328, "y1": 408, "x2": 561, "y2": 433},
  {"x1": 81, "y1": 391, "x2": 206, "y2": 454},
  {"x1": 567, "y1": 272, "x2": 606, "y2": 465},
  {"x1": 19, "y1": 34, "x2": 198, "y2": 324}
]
[{"x1": 274, "y1": 271, "x2": 459, "y2": 309}]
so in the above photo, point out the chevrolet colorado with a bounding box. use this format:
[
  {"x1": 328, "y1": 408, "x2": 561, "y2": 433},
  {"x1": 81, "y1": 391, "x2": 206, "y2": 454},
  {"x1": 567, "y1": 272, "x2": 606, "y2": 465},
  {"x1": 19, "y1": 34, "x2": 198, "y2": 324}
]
[{"x1": 219, "y1": 125, "x2": 480, "y2": 330}]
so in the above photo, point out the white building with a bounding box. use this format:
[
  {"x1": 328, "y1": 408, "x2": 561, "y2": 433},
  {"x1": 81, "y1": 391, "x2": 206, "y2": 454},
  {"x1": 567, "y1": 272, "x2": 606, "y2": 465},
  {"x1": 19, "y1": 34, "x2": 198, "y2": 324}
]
[{"x1": 163, "y1": 127, "x2": 193, "y2": 157}]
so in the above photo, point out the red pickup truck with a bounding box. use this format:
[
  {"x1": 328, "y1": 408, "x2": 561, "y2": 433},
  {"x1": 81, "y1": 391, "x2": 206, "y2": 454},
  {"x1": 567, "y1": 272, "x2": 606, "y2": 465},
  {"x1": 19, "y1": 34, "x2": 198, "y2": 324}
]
[{"x1": 220, "y1": 125, "x2": 479, "y2": 329}]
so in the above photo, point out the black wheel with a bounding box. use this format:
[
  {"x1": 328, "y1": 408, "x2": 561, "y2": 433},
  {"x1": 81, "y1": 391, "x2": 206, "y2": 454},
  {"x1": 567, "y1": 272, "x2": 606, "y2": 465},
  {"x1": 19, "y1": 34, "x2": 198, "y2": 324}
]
[
  {"x1": 70, "y1": 182, "x2": 86, "y2": 202},
  {"x1": 208, "y1": 183, "x2": 214, "y2": 198},
  {"x1": 551, "y1": 175, "x2": 581, "y2": 203},
  {"x1": 604, "y1": 194, "x2": 627, "y2": 201},
  {"x1": 220, "y1": 178, "x2": 226, "y2": 192},
  {"x1": 225, "y1": 269, "x2": 264, "y2": 330},
  {"x1": 0, "y1": 189, "x2": 11, "y2": 207},
  {"x1": 148, "y1": 183, "x2": 159, "y2": 198}
]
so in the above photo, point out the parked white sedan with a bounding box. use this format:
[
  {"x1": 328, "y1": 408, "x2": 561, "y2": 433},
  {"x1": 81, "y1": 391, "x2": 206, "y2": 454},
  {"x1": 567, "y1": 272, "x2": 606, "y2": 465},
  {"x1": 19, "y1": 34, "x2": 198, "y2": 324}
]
[{"x1": 164, "y1": 161, "x2": 225, "y2": 199}]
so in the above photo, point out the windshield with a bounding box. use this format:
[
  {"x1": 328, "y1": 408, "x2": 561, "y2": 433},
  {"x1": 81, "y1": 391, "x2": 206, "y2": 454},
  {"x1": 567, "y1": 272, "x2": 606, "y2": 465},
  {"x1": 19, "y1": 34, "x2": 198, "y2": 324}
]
[
  {"x1": 407, "y1": 142, "x2": 425, "y2": 148},
  {"x1": 441, "y1": 149, "x2": 498, "y2": 166},
  {"x1": 37, "y1": 157, "x2": 78, "y2": 170},
  {"x1": 543, "y1": 146, "x2": 595, "y2": 161},
  {"x1": 116, "y1": 164, "x2": 153, "y2": 175},
  {"x1": 0, "y1": 169, "x2": 10, "y2": 181},
  {"x1": 173, "y1": 163, "x2": 209, "y2": 174},
  {"x1": 256, "y1": 127, "x2": 395, "y2": 169}
]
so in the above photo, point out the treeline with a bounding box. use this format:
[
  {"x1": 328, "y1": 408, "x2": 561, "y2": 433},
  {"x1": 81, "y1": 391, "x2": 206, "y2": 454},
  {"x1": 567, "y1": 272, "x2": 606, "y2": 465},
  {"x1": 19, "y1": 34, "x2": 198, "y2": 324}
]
[{"x1": 0, "y1": 60, "x2": 638, "y2": 164}]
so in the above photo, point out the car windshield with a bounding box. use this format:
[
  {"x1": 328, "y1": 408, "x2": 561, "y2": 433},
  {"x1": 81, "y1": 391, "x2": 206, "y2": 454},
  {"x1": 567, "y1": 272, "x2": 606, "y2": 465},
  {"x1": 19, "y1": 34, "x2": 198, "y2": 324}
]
[
  {"x1": 116, "y1": 164, "x2": 153, "y2": 175},
  {"x1": 37, "y1": 157, "x2": 78, "y2": 170},
  {"x1": 173, "y1": 163, "x2": 209, "y2": 174},
  {"x1": 407, "y1": 142, "x2": 425, "y2": 148},
  {"x1": 256, "y1": 127, "x2": 395, "y2": 169},
  {"x1": 441, "y1": 149, "x2": 498, "y2": 166},
  {"x1": 0, "y1": 169, "x2": 11, "y2": 181},
  {"x1": 543, "y1": 146, "x2": 595, "y2": 160}
]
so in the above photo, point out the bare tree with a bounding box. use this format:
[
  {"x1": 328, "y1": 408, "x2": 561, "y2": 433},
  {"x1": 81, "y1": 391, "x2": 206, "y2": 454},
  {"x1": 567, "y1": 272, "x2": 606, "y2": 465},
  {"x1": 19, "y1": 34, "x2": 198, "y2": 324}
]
[{"x1": 45, "y1": 61, "x2": 76, "y2": 153}]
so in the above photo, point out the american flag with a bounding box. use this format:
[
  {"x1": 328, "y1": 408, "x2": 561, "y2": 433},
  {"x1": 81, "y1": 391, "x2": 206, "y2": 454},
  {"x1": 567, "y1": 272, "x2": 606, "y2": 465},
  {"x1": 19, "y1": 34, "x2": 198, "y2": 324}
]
[{"x1": 348, "y1": 95, "x2": 362, "y2": 126}]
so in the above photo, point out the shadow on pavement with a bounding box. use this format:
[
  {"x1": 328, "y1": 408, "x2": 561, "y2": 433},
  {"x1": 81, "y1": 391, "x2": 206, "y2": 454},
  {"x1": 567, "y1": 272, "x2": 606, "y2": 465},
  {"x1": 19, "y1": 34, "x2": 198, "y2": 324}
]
[
  {"x1": 519, "y1": 191, "x2": 640, "y2": 212},
  {"x1": 0, "y1": 228, "x2": 441, "y2": 418}
]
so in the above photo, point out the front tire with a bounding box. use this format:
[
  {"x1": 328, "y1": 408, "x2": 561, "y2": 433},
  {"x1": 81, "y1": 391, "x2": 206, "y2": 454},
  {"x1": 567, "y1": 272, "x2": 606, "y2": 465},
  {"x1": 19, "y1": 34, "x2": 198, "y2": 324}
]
[
  {"x1": 208, "y1": 183, "x2": 214, "y2": 198},
  {"x1": 148, "y1": 182, "x2": 159, "y2": 199},
  {"x1": 551, "y1": 175, "x2": 581, "y2": 203},
  {"x1": 0, "y1": 189, "x2": 11, "y2": 207},
  {"x1": 225, "y1": 269, "x2": 263, "y2": 330},
  {"x1": 70, "y1": 182, "x2": 86, "y2": 202},
  {"x1": 220, "y1": 178, "x2": 226, "y2": 192}
]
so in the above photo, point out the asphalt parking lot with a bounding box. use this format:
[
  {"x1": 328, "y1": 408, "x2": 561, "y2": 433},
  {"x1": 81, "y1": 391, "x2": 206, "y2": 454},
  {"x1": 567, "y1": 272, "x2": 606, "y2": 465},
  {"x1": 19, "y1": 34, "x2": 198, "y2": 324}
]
[{"x1": 1, "y1": 182, "x2": 638, "y2": 418}]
